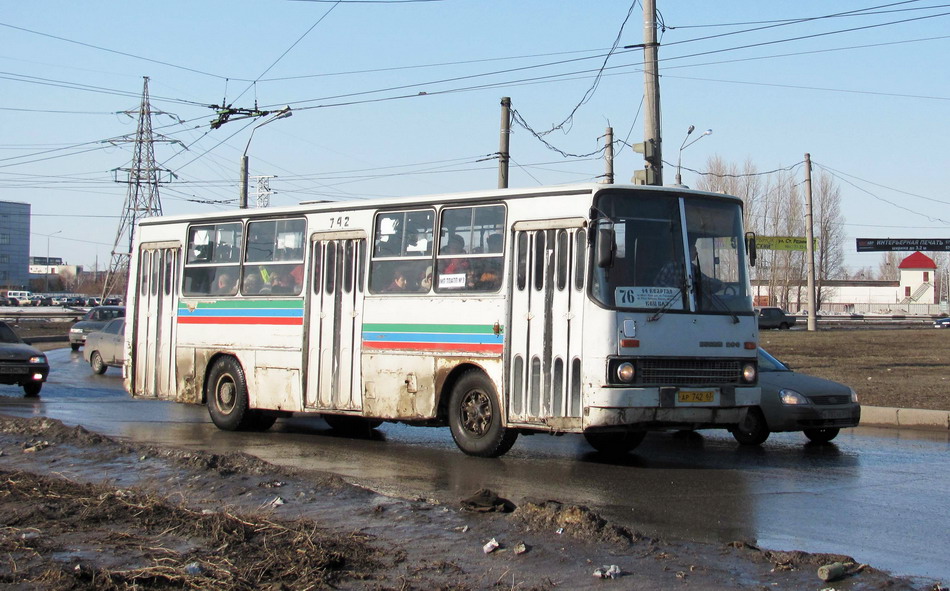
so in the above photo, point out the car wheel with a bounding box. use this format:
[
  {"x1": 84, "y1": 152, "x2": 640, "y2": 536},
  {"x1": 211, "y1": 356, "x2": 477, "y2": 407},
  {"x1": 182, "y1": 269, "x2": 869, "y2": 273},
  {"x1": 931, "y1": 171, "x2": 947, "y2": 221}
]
[
  {"x1": 23, "y1": 382, "x2": 42, "y2": 397},
  {"x1": 779, "y1": 322, "x2": 790, "y2": 330},
  {"x1": 584, "y1": 430, "x2": 646, "y2": 455},
  {"x1": 731, "y1": 407, "x2": 770, "y2": 445},
  {"x1": 90, "y1": 351, "x2": 107, "y2": 375},
  {"x1": 206, "y1": 357, "x2": 254, "y2": 431},
  {"x1": 448, "y1": 369, "x2": 517, "y2": 457},
  {"x1": 70, "y1": 343, "x2": 80, "y2": 352},
  {"x1": 803, "y1": 427, "x2": 840, "y2": 443}
]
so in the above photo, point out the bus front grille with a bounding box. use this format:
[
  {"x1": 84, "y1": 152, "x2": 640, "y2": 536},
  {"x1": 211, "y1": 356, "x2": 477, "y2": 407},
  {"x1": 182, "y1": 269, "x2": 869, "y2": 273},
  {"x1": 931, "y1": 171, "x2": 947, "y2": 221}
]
[{"x1": 638, "y1": 358, "x2": 742, "y2": 386}]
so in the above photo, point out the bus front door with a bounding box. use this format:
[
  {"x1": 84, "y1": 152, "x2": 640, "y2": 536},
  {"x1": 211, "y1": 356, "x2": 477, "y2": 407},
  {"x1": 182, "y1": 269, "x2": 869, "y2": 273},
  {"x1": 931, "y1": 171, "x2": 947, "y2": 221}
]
[
  {"x1": 132, "y1": 243, "x2": 180, "y2": 399},
  {"x1": 508, "y1": 223, "x2": 586, "y2": 427},
  {"x1": 305, "y1": 235, "x2": 366, "y2": 411}
]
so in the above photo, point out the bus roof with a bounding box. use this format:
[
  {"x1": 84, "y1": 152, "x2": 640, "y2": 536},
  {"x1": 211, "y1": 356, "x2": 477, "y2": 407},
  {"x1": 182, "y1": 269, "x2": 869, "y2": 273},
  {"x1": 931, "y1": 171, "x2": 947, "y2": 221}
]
[{"x1": 137, "y1": 183, "x2": 741, "y2": 227}]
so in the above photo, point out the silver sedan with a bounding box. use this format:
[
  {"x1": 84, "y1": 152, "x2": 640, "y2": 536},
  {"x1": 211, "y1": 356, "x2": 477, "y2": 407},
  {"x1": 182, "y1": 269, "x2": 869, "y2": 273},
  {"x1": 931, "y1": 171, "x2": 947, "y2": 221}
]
[{"x1": 82, "y1": 317, "x2": 125, "y2": 374}]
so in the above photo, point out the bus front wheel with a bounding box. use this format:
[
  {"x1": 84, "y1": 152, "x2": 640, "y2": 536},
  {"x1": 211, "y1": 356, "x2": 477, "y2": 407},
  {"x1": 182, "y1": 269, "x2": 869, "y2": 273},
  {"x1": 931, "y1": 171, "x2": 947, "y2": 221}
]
[
  {"x1": 207, "y1": 357, "x2": 253, "y2": 431},
  {"x1": 584, "y1": 430, "x2": 646, "y2": 455},
  {"x1": 448, "y1": 370, "x2": 517, "y2": 457}
]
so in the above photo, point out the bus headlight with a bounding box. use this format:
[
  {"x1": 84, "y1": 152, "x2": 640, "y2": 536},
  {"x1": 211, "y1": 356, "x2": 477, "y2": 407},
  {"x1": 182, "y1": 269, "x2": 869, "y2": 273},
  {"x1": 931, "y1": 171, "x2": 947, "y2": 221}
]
[
  {"x1": 741, "y1": 362, "x2": 757, "y2": 383},
  {"x1": 616, "y1": 362, "x2": 635, "y2": 383}
]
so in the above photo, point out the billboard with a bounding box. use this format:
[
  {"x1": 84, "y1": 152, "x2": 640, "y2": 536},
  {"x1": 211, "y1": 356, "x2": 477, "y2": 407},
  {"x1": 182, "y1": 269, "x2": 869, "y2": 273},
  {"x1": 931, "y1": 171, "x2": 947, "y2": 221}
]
[
  {"x1": 756, "y1": 236, "x2": 818, "y2": 251},
  {"x1": 855, "y1": 238, "x2": 950, "y2": 252}
]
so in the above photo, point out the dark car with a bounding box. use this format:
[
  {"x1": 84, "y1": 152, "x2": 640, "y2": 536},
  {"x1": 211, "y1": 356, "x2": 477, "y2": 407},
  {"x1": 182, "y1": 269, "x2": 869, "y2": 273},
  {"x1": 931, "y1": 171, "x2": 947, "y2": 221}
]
[
  {"x1": 934, "y1": 317, "x2": 950, "y2": 329},
  {"x1": 757, "y1": 306, "x2": 796, "y2": 330},
  {"x1": 0, "y1": 321, "x2": 50, "y2": 397},
  {"x1": 731, "y1": 348, "x2": 860, "y2": 445},
  {"x1": 69, "y1": 305, "x2": 125, "y2": 351}
]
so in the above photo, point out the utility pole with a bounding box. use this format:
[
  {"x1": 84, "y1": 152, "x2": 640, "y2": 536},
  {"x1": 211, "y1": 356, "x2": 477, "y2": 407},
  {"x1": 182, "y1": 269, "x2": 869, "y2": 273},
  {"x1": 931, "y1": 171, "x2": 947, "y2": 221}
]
[
  {"x1": 804, "y1": 153, "x2": 817, "y2": 331},
  {"x1": 603, "y1": 127, "x2": 614, "y2": 184},
  {"x1": 642, "y1": 0, "x2": 662, "y2": 186},
  {"x1": 102, "y1": 77, "x2": 178, "y2": 300},
  {"x1": 498, "y1": 97, "x2": 511, "y2": 189}
]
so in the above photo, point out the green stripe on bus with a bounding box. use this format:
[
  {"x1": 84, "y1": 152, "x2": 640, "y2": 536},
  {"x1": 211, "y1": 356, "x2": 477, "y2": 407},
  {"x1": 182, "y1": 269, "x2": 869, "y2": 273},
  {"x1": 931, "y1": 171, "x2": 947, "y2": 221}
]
[
  {"x1": 362, "y1": 323, "x2": 496, "y2": 334},
  {"x1": 178, "y1": 299, "x2": 303, "y2": 309}
]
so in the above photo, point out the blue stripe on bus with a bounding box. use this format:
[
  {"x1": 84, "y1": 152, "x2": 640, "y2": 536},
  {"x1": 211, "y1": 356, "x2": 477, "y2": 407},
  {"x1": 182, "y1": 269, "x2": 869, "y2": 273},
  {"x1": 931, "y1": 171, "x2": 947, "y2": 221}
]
[
  {"x1": 178, "y1": 308, "x2": 304, "y2": 318},
  {"x1": 362, "y1": 331, "x2": 503, "y2": 345}
]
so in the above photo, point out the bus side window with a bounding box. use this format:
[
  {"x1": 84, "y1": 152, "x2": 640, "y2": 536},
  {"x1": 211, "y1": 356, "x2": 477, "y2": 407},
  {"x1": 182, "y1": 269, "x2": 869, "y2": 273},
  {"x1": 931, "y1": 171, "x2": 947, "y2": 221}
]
[
  {"x1": 370, "y1": 209, "x2": 434, "y2": 294},
  {"x1": 436, "y1": 204, "x2": 505, "y2": 293}
]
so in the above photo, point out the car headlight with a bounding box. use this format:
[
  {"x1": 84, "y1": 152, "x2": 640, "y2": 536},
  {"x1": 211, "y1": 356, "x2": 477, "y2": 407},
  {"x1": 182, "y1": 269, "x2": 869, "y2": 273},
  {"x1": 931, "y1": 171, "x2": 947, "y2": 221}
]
[
  {"x1": 741, "y1": 363, "x2": 757, "y2": 383},
  {"x1": 29, "y1": 355, "x2": 46, "y2": 364},
  {"x1": 70, "y1": 328, "x2": 83, "y2": 334},
  {"x1": 615, "y1": 362, "x2": 635, "y2": 383},
  {"x1": 849, "y1": 388, "x2": 858, "y2": 403},
  {"x1": 779, "y1": 388, "x2": 808, "y2": 405}
]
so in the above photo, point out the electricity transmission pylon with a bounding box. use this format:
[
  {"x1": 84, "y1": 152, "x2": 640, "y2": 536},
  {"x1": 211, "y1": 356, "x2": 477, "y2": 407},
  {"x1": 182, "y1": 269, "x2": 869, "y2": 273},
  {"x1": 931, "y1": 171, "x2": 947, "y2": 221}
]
[{"x1": 101, "y1": 77, "x2": 179, "y2": 299}]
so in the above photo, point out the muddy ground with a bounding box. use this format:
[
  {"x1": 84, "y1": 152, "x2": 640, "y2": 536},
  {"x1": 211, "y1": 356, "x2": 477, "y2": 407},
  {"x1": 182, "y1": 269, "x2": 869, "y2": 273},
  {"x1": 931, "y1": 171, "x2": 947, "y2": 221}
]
[
  {"x1": 3, "y1": 321, "x2": 947, "y2": 589},
  {"x1": 0, "y1": 416, "x2": 939, "y2": 591}
]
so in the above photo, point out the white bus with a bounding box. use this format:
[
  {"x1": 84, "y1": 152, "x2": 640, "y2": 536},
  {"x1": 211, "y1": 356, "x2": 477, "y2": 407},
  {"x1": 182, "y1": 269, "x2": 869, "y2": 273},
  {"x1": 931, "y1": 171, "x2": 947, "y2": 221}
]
[{"x1": 125, "y1": 184, "x2": 760, "y2": 457}]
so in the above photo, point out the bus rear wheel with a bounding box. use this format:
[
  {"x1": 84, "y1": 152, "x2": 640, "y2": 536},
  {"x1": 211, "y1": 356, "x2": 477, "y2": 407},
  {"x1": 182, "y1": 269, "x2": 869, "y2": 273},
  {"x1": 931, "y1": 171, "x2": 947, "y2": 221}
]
[
  {"x1": 448, "y1": 370, "x2": 517, "y2": 457},
  {"x1": 207, "y1": 357, "x2": 254, "y2": 431},
  {"x1": 584, "y1": 430, "x2": 646, "y2": 455}
]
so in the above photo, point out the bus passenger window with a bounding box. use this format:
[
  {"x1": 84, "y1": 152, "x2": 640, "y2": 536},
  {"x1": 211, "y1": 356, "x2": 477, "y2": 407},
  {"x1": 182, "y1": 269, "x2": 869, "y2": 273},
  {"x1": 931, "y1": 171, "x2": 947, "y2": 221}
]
[
  {"x1": 370, "y1": 209, "x2": 435, "y2": 294},
  {"x1": 436, "y1": 204, "x2": 505, "y2": 293}
]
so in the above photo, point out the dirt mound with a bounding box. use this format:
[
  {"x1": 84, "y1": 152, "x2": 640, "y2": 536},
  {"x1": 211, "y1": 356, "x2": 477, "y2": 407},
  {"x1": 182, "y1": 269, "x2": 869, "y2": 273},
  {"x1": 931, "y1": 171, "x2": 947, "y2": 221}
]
[
  {"x1": 0, "y1": 469, "x2": 379, "y2": 590},
  {"x1": 0, "y1": 416, "x2": 112, "y2": 447},
  {"x1": 513, "y1": 499, "x2": 649, "y2": 546}
]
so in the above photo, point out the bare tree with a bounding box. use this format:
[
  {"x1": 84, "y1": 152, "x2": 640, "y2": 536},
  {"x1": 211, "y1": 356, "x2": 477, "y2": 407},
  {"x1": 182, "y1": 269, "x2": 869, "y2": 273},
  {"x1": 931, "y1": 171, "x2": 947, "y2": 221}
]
[
  {"x1": 813, "y1": 170, "x2": 845, "y2": 309},
  {"x1": 877, "y1": 252, "x2": 901, "y2": 280}
]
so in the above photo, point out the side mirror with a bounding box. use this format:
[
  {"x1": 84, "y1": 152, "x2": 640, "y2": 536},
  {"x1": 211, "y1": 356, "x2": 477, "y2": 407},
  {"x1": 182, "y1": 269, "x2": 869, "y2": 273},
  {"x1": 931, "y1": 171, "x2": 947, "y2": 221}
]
[
  {"x1": 745, "y1": 231, "x2": 757, "y2": 267},
  {"x1": 596, "y1": 226, "x2": 616, "y2": 268}
]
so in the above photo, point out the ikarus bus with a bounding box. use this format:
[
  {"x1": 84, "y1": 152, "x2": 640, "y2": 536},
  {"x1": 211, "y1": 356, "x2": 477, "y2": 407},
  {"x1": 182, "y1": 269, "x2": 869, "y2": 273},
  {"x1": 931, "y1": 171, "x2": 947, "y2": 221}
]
[{"x1": 125, "y1": 184, "x2": 760, "y2": 457}]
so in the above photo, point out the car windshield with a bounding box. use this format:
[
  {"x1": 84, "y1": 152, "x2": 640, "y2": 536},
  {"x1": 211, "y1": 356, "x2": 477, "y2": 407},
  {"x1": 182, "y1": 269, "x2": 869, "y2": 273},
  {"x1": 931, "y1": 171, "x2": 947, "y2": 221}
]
[
  {"x1": 0, "y1": 324, "x2": 22, "y2": 344},
  {"x1": 590, "y1": 189, "x2": 753, "y2": 314},
  {"x1": 758, "y1": 348, "x2": 790, "y2": 372}
]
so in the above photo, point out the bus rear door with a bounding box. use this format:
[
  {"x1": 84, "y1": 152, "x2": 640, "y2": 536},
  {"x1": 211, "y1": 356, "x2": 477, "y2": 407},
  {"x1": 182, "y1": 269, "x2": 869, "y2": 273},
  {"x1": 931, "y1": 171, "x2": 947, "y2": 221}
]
[
  {"x1": 131, "y1": 242, "x2": 180, "y2": 399},
  {"x1": 305, "y1": 232, "x2": 366, "y2": 411}
]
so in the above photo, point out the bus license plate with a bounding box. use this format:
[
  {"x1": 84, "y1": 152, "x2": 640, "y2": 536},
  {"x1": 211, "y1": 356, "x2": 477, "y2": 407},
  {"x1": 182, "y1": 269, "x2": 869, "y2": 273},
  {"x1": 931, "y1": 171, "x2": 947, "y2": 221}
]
[{"x1": 678, "y1": 389, "x2": 716, "y2": 403}]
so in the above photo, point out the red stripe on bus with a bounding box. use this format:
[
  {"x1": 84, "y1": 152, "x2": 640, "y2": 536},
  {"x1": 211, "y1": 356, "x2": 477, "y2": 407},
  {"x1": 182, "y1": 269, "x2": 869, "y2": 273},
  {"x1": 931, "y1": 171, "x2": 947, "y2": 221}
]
[
  {"x1": 362, "y1": 341, "x2": 502, "y2": 353},
  {"x1": 178, "y1": 317, "x2": 304, "y2": 326}
]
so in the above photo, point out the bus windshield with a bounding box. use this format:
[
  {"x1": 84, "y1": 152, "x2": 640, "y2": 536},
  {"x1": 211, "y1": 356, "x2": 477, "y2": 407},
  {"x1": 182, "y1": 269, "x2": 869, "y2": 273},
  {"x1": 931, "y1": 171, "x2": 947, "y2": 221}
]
[{"x1": 591, "y1": 190, "x2": 753, "y2": 314}]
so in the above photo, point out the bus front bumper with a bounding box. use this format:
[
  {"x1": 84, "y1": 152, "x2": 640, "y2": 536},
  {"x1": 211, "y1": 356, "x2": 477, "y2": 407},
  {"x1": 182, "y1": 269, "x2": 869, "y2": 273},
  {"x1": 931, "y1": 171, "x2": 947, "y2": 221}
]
[{"x1": 584, "y1": 385, "x2": 760, "y2": 430}]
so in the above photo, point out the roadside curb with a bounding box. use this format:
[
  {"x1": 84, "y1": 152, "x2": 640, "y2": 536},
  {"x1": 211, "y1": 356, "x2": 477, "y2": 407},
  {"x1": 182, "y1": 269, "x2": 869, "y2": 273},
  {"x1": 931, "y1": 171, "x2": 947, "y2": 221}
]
[{"x1": 862, "y1": 406, "x2": 950, "y2": 431}]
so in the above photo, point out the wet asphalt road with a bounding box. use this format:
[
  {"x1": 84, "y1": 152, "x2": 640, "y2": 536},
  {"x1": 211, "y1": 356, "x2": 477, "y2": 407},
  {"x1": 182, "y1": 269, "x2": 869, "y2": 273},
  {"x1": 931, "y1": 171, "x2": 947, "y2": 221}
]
[{"x1": 1, "y1": 347, "x2": 948, "y2": 583}]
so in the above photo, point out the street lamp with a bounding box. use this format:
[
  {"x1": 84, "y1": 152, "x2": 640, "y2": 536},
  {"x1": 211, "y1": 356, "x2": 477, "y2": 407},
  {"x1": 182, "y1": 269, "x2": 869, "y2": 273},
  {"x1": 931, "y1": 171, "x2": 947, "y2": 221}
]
[
  {"x1": 240, "y1": 107, "x2": 292, "y2": 209},
  {"x1": 45, "y1": 230, "x2": 62, "y2": 293},
  {"x1": 675, "y1": 125, "x2": 712, "y2": 186}
]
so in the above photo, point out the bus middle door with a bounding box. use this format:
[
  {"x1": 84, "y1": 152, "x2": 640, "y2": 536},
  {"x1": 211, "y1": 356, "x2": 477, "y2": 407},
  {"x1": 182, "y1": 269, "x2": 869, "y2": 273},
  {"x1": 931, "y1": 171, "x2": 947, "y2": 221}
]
[
  {"x1": 305, "y1": 232, "x2": 366, "y2": 411},
  {"x1": 508, "y1": 220, "x2": 586, "y2": 428}
]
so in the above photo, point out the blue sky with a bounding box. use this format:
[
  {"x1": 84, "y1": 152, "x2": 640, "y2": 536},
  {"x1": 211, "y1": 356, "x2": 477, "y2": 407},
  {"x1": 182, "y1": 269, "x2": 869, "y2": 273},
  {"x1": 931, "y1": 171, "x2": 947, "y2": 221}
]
[{"x1": 2, "y1": 0, "x2": 947, "y2": 273}]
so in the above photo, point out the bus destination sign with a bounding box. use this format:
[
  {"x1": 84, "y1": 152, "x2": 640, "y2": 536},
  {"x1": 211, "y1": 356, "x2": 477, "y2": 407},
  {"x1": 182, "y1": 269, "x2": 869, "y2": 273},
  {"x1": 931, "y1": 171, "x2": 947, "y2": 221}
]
[{"x1": 855, "y1": 238, "x2": 950, "y2": 252}]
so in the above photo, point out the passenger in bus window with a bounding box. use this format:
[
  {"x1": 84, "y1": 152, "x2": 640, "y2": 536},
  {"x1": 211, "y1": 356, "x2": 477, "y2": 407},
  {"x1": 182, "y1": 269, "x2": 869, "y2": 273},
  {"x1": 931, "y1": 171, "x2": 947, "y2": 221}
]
[
  {"x1": 213, "y1": 271, "x2": 237, "y2": 295},
  {"x1": 441, "y1": 234, "x2": 469, "y2": 274},
  {"x1": 269, "y1": 271, "x2": 297, "y2": 294},
  {"x1": 384, "y1": 268, "x2": 408, "y2": 292},
  {"x1": 242, "y1": 273, "x2": 263, "y2": 295},
  {"x1": 420, "y1": 266, "x2": 433, "y2": 291}
]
